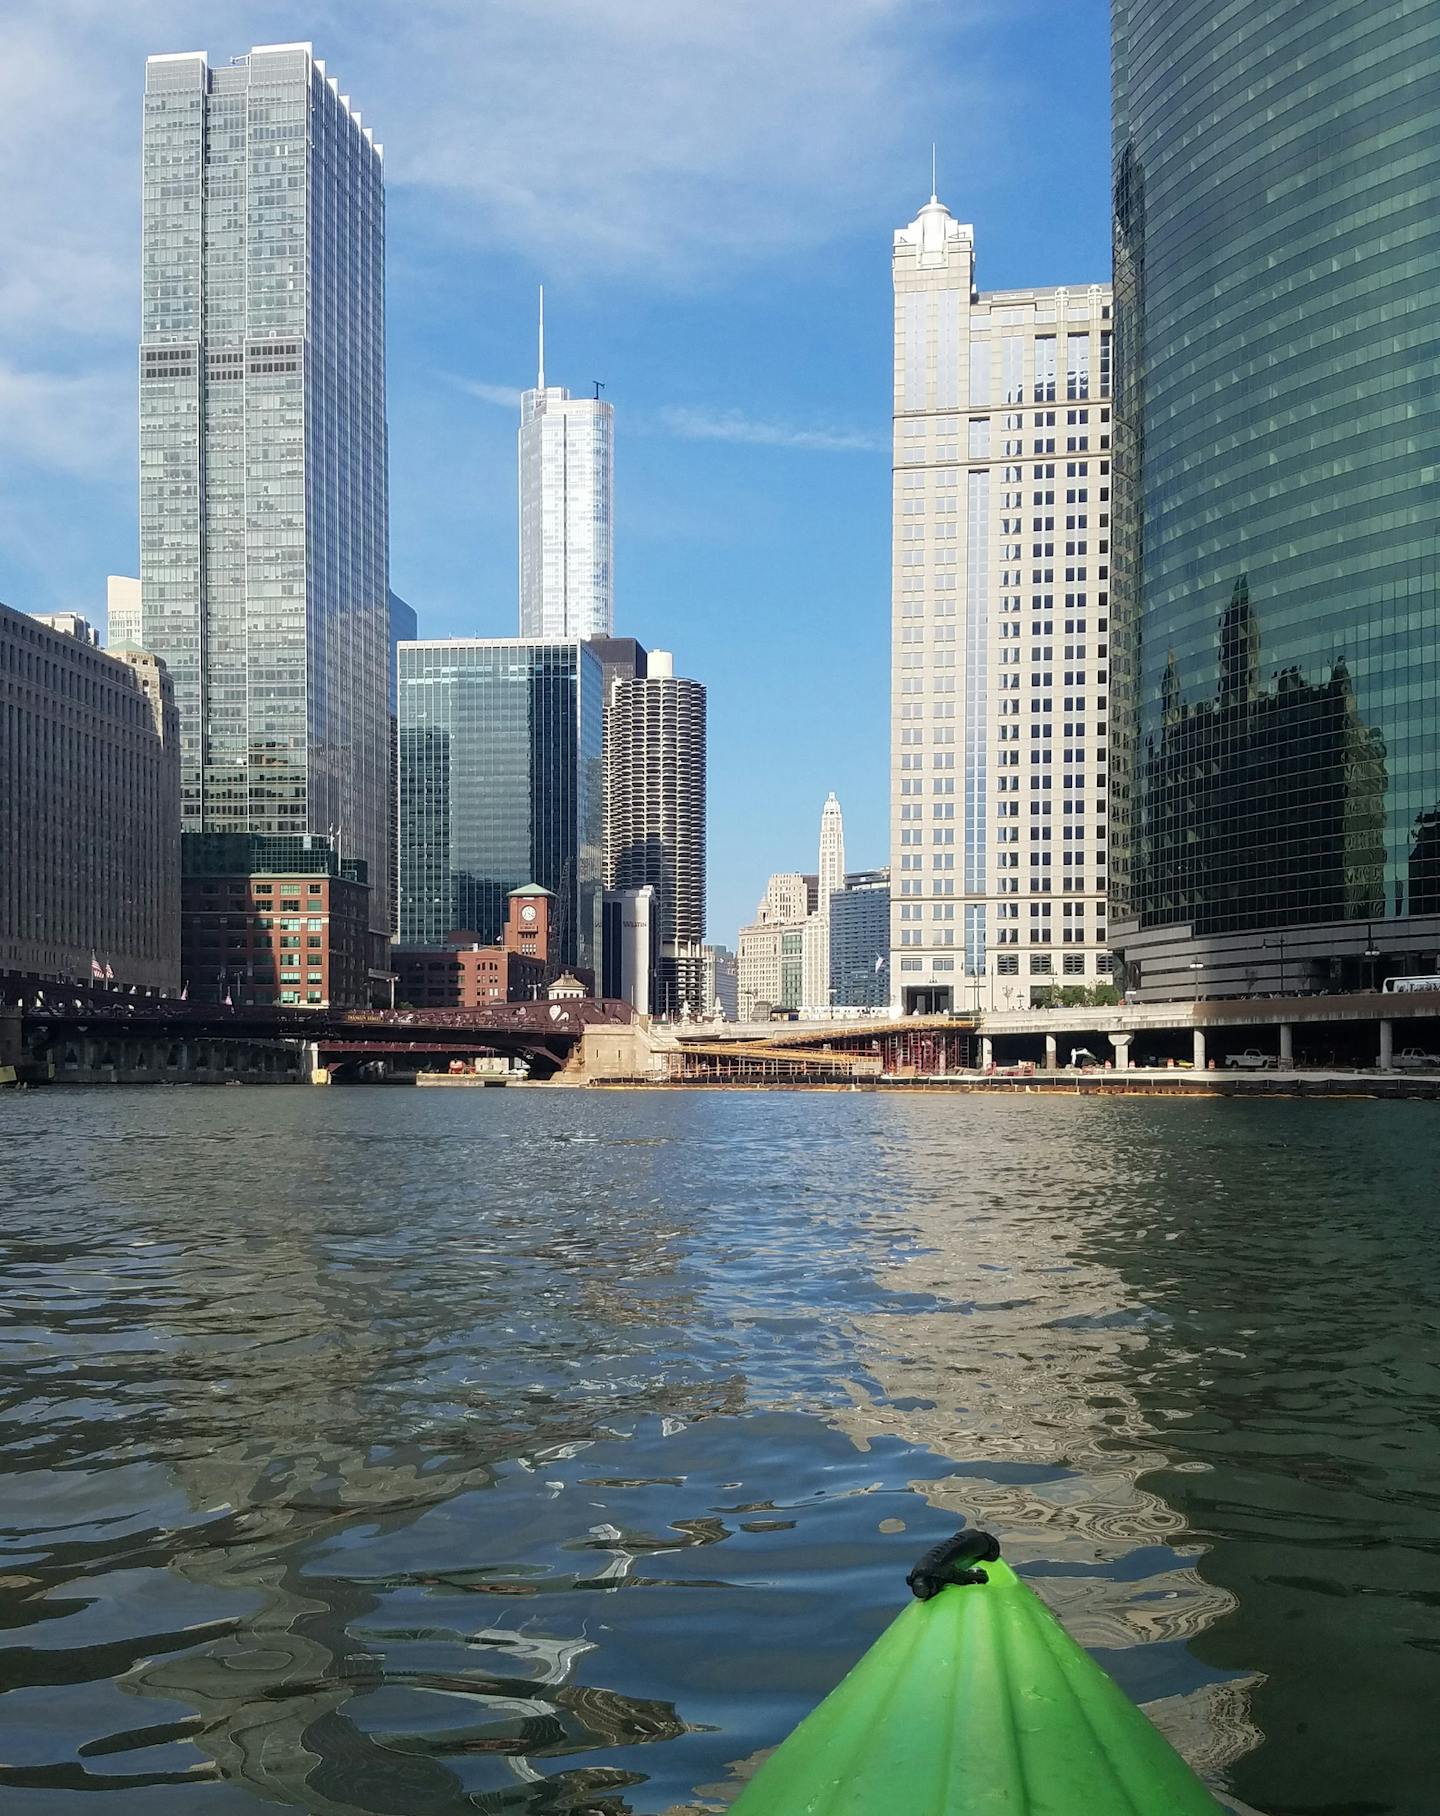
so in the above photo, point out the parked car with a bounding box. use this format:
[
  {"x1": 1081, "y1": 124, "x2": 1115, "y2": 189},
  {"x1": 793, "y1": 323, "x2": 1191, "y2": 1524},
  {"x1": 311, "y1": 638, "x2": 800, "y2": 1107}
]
[
  {"x1": 1392, "y1": 1047, "x2": 1440, "y2": 1070},
  {"x1": 1225, "y1": 1048, "x2": 1278, "y2": 1070}
]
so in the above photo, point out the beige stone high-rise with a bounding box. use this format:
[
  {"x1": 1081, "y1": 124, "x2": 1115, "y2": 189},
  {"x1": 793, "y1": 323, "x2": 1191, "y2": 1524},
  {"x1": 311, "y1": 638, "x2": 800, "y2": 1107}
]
[{"x1": 889, "y1": 195, "x2": 1114, "y2": 1012}]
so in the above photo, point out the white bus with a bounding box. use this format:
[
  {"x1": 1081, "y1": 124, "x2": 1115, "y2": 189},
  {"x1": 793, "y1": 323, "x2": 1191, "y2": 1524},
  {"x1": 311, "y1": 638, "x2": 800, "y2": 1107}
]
[{"x1": 1381, "y1": 975, "x2": 1440, "y2": 994}]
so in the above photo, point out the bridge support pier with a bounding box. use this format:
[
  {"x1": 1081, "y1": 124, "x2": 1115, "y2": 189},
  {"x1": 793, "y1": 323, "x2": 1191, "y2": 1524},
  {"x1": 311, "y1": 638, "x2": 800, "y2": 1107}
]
[
  {"x1": 1192, "y1": 1028, "x2": 1207, "y2": 1071},
  {"x1": 1378, "y1": 1018, "x2": 1393, "y2": 1072},
  {"x1": 1108, "y1": 1033, "x2": 1132, "y2": 1072},
  {"x1": 1044, "y1": 1034, "x2": 1058, "y2": 1072},
  {"x1": 980, "y1": 1036, "x2": 994, "y2": 1071},
  {"x1": 1279, "y1": 1023, "x2": 1294, "y2": 1069}
]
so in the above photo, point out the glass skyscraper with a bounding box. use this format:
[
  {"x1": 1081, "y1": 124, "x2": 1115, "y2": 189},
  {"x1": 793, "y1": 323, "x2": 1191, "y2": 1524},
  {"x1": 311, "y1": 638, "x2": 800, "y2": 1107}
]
[
  {"x1": 1111, "y1": 0, "x2": 1440, "y2": 999},
  {"x1": 397, "y1": 641, "x2": 604, "y2": 975},
  {"x1": 139, "y1": 44, "x2": 390, "y2": 932},
  {"x1": 518, "y1": 297, "x2": 614, "y2": 638}
]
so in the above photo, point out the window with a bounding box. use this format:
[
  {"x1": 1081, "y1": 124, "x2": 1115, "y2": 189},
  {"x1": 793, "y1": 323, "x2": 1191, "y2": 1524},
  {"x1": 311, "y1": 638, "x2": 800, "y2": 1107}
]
[
  {"x1": 1033, "y1": 337, "x2": 1057, "y2": 402},
  {"x1": 1063, "y1": 954, "x2": 1085, "y2": 975},
  {"x1": 997, "y1": 954, "x2": 1019, "y2": 975},
  {"x1": 1066, "y1": 336, "x2": 1091, "y2": 399},
  {"x1": 1029, "y1": 955, "x2": 1053, "y2": 975}
]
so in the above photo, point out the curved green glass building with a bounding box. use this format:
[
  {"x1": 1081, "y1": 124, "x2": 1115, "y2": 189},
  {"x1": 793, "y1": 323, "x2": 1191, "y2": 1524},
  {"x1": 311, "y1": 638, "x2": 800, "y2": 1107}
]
[{"x1": 1110, "y1": 0, "x2": 1440, "y2": 998}]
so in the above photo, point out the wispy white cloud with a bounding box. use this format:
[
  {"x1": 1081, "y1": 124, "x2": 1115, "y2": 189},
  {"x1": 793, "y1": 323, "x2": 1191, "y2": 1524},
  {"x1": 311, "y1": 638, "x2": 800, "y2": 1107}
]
[
  {"x1": 394, "y1": 0, "x2": 994, "y2": 279},
  {"x1": 0, "y1": 360, "x2": 132, "y2": 481},
  {"x1": 456, "y1": 378, "x2": 524, "y2": 409},
  {"x1": 658, "y1": 406, "x2": 884, "y2": 453},
  {"x1": 455, "y1": 386, "x2": 883, "y2": 453}
]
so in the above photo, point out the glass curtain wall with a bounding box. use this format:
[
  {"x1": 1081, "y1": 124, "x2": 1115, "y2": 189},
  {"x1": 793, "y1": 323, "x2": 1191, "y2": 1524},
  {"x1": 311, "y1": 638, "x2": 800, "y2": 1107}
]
[{"x1": 1111, "y1": 0, "x2": 1440, "y2": 998}]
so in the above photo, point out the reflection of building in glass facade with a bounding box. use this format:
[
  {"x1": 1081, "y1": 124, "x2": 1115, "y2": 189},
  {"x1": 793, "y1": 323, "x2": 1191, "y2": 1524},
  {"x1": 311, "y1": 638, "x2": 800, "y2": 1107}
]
[
  {"x1": 140, "y1": 45, "x2": 390, "y2": 933},
  {"x1": 1111, "y1": 0, "x2": 1440, "y2": 998},
  {"x1": 830, "y1": 869, "x2": 891, "y2": 1007},
  {"x1": 888, "y1": 197, "x2": 1114, "y2": 1013},
  {"x1": 604, "y1": 654, "x2": 706, "y2": 1015},
  {"x1": 397, "y1": 640, "x2": 603, "y2": 974},
  {"x1": 519, "y1": 296, "x2": 614, "y2": 639}
]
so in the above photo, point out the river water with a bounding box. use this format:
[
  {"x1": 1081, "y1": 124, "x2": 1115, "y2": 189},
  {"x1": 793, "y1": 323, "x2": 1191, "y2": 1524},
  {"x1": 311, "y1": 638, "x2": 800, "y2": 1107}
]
[{"x1": 0, "y1": 1087, "x2": 1437, "y2": 1814}]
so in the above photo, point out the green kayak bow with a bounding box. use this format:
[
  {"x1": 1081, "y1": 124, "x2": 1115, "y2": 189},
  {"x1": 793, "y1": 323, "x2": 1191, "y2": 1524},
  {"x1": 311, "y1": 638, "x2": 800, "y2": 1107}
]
[{"x1": 730, "y1": 1531, "x2": 1227, "y2": 1815}]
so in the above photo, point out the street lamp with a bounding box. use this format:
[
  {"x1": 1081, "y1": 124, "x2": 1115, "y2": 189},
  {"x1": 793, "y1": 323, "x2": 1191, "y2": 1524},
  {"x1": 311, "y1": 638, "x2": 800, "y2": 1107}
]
[
  {"x1": 1188, "y1": 959, "x2": 1204, "y2": 1004},
  {"x1": 1363, "y1": 923, "x2": 1381, "y2": 993}
]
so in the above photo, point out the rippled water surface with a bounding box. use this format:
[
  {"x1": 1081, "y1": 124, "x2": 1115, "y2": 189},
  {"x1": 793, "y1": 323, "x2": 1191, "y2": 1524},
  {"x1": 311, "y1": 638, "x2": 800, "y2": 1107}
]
[{"x1": 1, "y1": 1087, "x2": 1438, "y2": 1814}]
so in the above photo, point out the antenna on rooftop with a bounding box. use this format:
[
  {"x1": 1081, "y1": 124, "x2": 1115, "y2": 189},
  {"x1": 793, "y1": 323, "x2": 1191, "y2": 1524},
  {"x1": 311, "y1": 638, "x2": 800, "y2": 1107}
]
[
  {"x1": 930, "y1": 142, "x2": 938, "y2": 202},
  {"x1": 538, "y1": 285, "x2": 545, "y2": 390},
  {"x1": 593, "y1": 380, "x2": 606, "y2": 400}
]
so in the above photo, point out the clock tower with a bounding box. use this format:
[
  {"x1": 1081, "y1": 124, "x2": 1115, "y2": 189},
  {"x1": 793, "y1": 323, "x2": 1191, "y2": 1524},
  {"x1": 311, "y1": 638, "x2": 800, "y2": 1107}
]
[{"x1": 503, "y1": 884, "x2": 553, "y2": 963}]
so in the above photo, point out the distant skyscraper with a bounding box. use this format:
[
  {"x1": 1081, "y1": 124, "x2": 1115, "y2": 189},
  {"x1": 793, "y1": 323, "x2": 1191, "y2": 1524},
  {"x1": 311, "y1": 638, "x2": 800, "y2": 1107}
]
[
  {"x1": 1110, "y1": 0, "x2": 1440, "y2": 1000},
  {"x1": 397, "y1": 639, "x2": 604, "y2": 976},
  {"x1": 819, "y1": 792, "x2": 846, "y2": 906},
  {"x1": 139, "y1": 44, "x2": 390, "y2": 932},
  {"x1": 105, "y1": 577, "x2": 142, "y2": 649},
  {"x1": 519, "y1": 291, "x2": 614, "y2": 638},
  {"x1": 386, "y1": 592, "x2": 417, "y2": 940},
  {"x1": 701, "y1": 943, "x2": 739, "y2": 1021},
  {"x1": 605, "y1": 653, "x2": 707, "y2": 1014},
  {"x1": 737, "y1": 874, "x2": 817, "y2": 1019},
  {"x1": 806, "y1": 792, "x2": 847, "y2": 1006},
  {"x1": 29, "y1": 613, "x2": 100, "y2": 646},
  {"x1": 830, "y1": 869, "x2": 891, "y2": 1008},
  {"x1": 889, "y1": 195, "x2": 1113, "y2": 1011}
]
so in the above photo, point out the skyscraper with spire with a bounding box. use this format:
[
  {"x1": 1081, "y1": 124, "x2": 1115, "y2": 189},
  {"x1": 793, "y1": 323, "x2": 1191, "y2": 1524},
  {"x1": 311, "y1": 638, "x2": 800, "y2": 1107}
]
[
  {"x1": 888, "y1": 193, "x2": 1113, "y2": 1011},
  {"x1": 804, "y1": 791, "x2": 847, "y2": 1008},
  {"x1": 518, "y1": 290, "x2": 615, "y2": 638}
]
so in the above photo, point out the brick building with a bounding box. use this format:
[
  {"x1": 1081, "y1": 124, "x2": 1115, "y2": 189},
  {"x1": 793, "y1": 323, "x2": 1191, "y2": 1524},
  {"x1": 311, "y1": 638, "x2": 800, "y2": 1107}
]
[
  {"x1": 180, "y1": 833, "x2": 371, "y2": 1007},
  {"x1": 392, "y1": 883, "x2": 569, "y2": 1009}
]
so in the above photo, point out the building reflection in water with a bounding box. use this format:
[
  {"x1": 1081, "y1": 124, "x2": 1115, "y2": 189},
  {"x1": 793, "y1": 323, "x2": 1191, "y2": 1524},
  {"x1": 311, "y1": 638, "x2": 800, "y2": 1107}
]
[
  {"x1": 830, "y1": 1099, "x2": 1263, "y2": 1788},
  {"x1": 58, "y1": 1130, "x2": 738, "y2": 1812}
]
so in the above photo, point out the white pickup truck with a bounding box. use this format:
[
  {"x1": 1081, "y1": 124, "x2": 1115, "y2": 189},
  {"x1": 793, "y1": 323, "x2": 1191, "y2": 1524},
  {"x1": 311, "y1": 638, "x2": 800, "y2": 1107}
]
[
  {"x1": 1392, "y1": 1048, "x2": 1440, "y2": 1070},
  {"x1": 1225, "y1": 1047, "x2": 1279, "y2": 1070}
]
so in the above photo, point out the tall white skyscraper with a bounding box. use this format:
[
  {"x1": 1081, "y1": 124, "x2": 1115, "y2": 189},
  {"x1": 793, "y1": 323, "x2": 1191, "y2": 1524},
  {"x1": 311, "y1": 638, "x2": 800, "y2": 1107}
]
[
  {"x1": 139, "y1": 44, "x2": 390, "y2": 930},
  {"x1": 889, "y1": 194, "x2": 1113, "y2": 1011},
  {"x1": 106, "y1": 576, "x2": 142, "y2": 650},
  {"x1": 518, "y1": 291, "x2": 614, "y2": 638},
  {"x1": 818, "y1": 792, "x2": 846, "y2": 907},
  {"x1": 806, "y1": 792, "x2": 847, "y2": 1008}
]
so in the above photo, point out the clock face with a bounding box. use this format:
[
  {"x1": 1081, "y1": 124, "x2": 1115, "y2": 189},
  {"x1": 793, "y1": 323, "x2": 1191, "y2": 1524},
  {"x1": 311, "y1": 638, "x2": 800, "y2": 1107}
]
[{"x1": 520, "y1": 904, "x2": 537, "y2": 924}]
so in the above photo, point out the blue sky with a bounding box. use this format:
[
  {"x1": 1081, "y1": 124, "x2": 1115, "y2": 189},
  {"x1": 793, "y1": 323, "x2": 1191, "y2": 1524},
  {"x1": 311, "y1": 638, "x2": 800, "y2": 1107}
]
[{"x1": 0, "y1": 0, "x2": 1112, "y2": 945}]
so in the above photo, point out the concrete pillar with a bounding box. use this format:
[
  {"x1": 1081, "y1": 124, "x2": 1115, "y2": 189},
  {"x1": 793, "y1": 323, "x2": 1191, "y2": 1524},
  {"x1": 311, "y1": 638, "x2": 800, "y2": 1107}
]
[
  {"x1": 1378, "y1": 1018, "x2": 1393, "y2": 1072},
  {"x1": 1045, "y1": 1034, "x2": 1058, "y2": 1072},
  {"x1": 980, "y1": 1036, "x2": 994, "y2": 1071},
  {"x1": 1109, "y1": 1032, "x2": 1133, "y2": 1072},
  {"x1": 1279, "y1": 1023, "x2": 1293, "y2": 1068},
  {"x1": 1192, "y1": 1028, "x2": 1206, "y2": 1071}
]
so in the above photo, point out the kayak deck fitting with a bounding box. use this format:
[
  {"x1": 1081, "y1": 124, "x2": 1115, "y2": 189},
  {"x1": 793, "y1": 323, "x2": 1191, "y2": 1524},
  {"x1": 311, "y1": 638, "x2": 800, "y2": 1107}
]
[{"x1": 729, "y1": 1530, "x2": 1228, "y2": 1815}]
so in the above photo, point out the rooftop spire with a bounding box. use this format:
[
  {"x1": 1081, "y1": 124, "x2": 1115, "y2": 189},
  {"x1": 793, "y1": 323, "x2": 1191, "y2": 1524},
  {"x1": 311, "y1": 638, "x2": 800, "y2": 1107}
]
[
  {"x1": 537, "y1": 284, "x2": 545, "y2": 390},
  {"x1": 931, "y1": 142, "x2": 938, "y2": 203}
]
